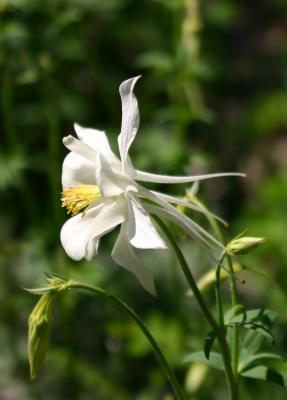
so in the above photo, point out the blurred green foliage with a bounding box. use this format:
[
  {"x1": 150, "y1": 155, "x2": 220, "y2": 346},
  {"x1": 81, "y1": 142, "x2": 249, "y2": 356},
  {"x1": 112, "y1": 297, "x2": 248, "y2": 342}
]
[{"x1": 0, "y1": 0, "x2": 287, "y2": 399}]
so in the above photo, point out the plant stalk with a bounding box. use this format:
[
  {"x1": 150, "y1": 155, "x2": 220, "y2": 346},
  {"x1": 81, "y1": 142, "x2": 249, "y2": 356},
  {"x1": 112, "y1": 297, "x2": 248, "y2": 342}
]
[
  {"x1": 227, "y1": 255, "x2": 240, "y2": 380},
  {"x1": 153, "y1": 216, "x2": 239, "y2": 400},
  {"x1": 192, "y1": 196, "x2": 240, "y2": 382},
  {"x1": 68, "y1": 281, "x2": 186, "y2": 400}
]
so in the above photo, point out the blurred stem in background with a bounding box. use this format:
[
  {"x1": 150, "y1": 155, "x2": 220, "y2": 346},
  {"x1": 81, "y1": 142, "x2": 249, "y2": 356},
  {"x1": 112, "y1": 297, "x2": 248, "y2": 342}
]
[
  {"x1": 169, "y1": 0, "x2": 210, "y2": 142},
  {"x1": 0, "y1": 62, "x2": 37, "y2": 220},
  {"x1": 42, "y1": 73, "x2": 62, "y2": 228},
  {"x1": 1, "y1": 66, "x2": 17, "y2": 150},
  {"x1": 180, "y1": 0, "x2": 205, "y2": 119}
]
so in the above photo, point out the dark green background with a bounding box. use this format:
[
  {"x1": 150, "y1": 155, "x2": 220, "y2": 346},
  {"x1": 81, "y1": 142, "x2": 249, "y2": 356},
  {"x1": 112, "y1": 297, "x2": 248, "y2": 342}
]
[{"x1": 0, "y1": 0, "x2": 287, "y2": 398}]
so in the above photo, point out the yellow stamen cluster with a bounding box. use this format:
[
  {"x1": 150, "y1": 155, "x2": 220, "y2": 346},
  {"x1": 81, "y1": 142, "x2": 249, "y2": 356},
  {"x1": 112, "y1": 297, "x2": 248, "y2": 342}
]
[{"x1": 61, "y1": 184, "x2": 101, "y2": 216}]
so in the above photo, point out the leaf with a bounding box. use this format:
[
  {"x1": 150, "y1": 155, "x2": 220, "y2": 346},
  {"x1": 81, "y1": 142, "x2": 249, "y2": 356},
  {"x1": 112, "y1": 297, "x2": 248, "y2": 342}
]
[
  {"x1": 183, "y1": 351, "x2": 224, "y2": 372},
  {"x1": 230, "y1": 322, "x2": 275, "y2": 343},
  {"x1": 229, "y1": 309, "x2": 277, "y2": 326},
  {"x1": 241, "y1": 365, "x2": 287, "y2": 387},
  {"x1": 224, "y1": 304, "x2": 245, "y2": 324},
  {"x1": 204, "y1": 330, "x2": 217, "y2": 360},
  {"x1": 241, "y1": 330, "x2": 266, "y2": 355},
  {"x1": 227, "y1": 308, "x2": 277, "y2": 343},
  {"x1": 239, "y1": 352, "x2": 284, "y2": 372}
]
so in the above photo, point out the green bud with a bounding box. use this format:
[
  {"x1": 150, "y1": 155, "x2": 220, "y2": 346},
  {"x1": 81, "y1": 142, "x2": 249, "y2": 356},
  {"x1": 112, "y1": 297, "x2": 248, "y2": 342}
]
[
  {"x1": 27, "y1": 275, "x2": 70, "y2": 380},
  {"x1": 28, "y1": 293, "x2": 56, "y2": 380},
  {"x1": 227, "y1": 236, "x2": 266, "y2": 255}
]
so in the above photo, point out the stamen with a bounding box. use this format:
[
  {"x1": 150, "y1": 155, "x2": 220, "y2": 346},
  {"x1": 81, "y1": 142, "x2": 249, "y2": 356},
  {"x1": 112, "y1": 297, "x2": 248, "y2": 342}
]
[{"x1": 61, "y1": 184, "x2": 101, "y2": 216}]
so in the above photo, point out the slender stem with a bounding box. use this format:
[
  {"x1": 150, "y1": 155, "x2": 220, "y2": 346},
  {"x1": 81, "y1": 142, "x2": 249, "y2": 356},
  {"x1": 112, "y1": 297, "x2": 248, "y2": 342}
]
[
  {"x1": 153, "y1": 215, "x2": 239, "y2": 400},
  {"x1": 216, "y1": 254, "x2": 225, "y2": 327},
  {"x1": 68, "y1": 281, "x2": 186, "y2": 400},
  {"x1": 227, "y1": 255, "x2": 240, "y2": 379},
  {"x1": 193, "y1": 196, "x2": 240, "y2": 381}
]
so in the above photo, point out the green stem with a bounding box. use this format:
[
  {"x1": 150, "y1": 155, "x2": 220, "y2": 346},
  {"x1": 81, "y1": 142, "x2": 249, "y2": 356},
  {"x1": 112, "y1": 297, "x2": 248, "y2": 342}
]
[
  {"x1": 216, "y1": 254, "x2": 225, "y2": 327},
  {"x1": 68, "y1": 281, "x2": 186, "y2": 400},
  {"x1": 193, "y1": 196, "x2": 240, "y2": 381},
  {"x1": 153, "y1": 216, "x2": 239, "y2": 400},
  {"x1": 227, "y1": 255, "x2": 240, "y2": 380}
]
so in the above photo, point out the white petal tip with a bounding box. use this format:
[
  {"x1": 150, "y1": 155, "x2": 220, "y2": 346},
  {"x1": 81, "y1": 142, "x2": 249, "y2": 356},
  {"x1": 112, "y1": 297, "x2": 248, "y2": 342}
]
[
  {"x1": 119, "y1": 76, "x2": 142, "y2": 92},
  {"x1": 74, "y1": 122, "x2": 82, "y2": 131},
  {"x1": 63, "y1": 135, "x2": 75, "y2": 146}
]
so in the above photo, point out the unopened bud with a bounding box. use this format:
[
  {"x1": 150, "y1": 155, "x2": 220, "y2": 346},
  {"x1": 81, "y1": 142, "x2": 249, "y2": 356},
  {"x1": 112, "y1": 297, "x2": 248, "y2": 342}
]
[
  {"x1": 28, "y1": 293, "x2": 56, "y2": 380},
  {"x1": 227, "y1": 236, "x2": 266, "y2": 255},
  {"x1": 27, "y1": 275, "x2": 70, "y2": 379}
]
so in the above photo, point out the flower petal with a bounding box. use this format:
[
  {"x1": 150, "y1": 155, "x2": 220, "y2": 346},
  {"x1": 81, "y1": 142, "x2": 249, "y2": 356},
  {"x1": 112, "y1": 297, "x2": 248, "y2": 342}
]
[
  {"x1": 127, "y1": 195, "x2": 167, "y2": 249},
  {"x1": 118, "y1": 76, "x2": 141, "y2": 172},
  {"x1": 60, "y1": 203, "x2": 103, "y2": 261},
  {"x1": 139, "y1": 186, "x2": 224, "y2": 249},
  {"x1": 74, "y1": 123, "x2": 120, "y2": 165},
  {"x1": 96, "y1": 153, "x2": 138, "y2": 197},
  {"x1": 112, "y1": 223, "x2": 156, "y2": 295},
  {"x1": 84, "y1": 198, "x2": 126, "y2": 259},
  {"x1": 60, "y1": 198, "x2": 125, "y2": 261},
  {"x1": 63, "y1": 135, "x2": 98, "y2": 164},
  {"x1": 145, "y1": 203, "x2": 212, "y2": 249},
  {"x1": 134, "y1": 170, "x2": 246, "y2": 184},
  {"x1": 151, "y1": 191, "x2": 227, "y2": 226},
  {"x1": 62, "y1": 152, "x2": 96, "y2": 188}
]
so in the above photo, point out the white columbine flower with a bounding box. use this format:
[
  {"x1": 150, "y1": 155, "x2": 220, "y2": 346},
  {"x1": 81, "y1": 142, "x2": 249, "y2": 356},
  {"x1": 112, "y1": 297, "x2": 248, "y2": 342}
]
[{"x1": 61, "y1": 76, "x2": 244, "y2": 294}]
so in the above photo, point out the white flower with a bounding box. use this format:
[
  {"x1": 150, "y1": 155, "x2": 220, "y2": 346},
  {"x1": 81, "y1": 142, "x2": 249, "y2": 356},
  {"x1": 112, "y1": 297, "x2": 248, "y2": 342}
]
[{"x1": 60, "y1": 76, "x2": 244, "y2": 294}]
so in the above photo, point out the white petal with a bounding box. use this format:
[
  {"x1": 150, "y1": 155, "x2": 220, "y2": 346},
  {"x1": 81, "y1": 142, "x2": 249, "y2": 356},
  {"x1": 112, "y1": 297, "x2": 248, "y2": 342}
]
[
  {"x1": 60, "y1": 203, "x2": 103, "y2": 261},
  {"x1": 139, "y1": 186, "x2": 224, "y2": 249},
  {"x1": 74, "y1": 123, "x2": 120, "y2": 165},
  {"x1": 118, "y1": 76, "x2": 141, "y2": 172},
  {"x1": 127, "y1": 195, "x2": 167, "y2": 249},
  {"x1": 134, "y1": 170, "x2": 246, "y2": 184},
  {"x1": 61, "y1": 198, "x2": 125, "y2": 262},
  {"x1": 62, "y1": 152, "x2": 96, "y2": 188},
  {"x1": 151, "y1": 191, "x2": 227, "y2": 226},
  {"x1": 145, "y1": 203, "x2": 211, "y2": 249},
  {"x1": 96, "y1": 153, "x2": 138, "y2": 197},
  {"x1": 112, "y1": 223, "x2": 156, "y2": 295},
  {"x1": 63, "y1": 135, "x2": 98, "y2": 164},
  {"x1": 84, "y1": 198, "x2": 126, "y2": 260}
]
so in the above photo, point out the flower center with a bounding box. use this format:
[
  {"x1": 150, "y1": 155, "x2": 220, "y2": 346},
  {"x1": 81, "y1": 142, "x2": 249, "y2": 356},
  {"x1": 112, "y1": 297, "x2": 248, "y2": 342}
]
[{"x1": 61, "y1": 185, "x2": 101, "y2": 216}]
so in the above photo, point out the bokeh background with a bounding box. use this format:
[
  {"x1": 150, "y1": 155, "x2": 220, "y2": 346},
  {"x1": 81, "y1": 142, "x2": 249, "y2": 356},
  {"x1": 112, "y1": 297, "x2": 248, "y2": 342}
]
[{"x1": 1, "y1": 0, "x2": 287, "y2": 399}]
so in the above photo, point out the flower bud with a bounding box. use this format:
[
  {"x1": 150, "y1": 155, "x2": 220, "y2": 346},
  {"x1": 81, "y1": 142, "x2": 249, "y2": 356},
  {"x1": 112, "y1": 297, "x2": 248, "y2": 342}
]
[
  {"x1": 227, "y1": 236, "x2": 266, "y2": 255},
  {"x1": 27, "y1": 275, "x2": 70, "y2": 380},
  {"x1": 28, "y1": 293, "x2": 56, "y2": 380}
]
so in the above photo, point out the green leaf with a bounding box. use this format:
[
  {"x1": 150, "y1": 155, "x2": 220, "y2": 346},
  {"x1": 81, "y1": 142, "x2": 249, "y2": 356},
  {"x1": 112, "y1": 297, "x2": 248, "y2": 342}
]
[
  {"x1": 239, "y1": 352, "x2": 283, "y2": 372},
  {"x1": 227, "y1": 308, "x2": 277, "y2": 343},
  {"x1": 204, "y1": 330, "x2": 217, "y2": 360},
  {"x1": 229, "y1": 309, "x2": 277, "y2": 326},
  {"x1": 241, "y1": 365, "x2": 287, "y2": 387},
  {"x1": 241, "y1": 330, "x2": 266, "y2": 354},
  {"x1": 183, "y1": 351, "x2": 224, "y2": 371},
  {"x1": 224, "y1": 305, "x2": 245, "y2": 324}
]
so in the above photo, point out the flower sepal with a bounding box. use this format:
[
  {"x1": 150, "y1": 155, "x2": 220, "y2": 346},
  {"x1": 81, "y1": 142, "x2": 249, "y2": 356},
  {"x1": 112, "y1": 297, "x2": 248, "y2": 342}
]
[{"x1": 227, "y1": 234, "x2": 266, "y2": 256}]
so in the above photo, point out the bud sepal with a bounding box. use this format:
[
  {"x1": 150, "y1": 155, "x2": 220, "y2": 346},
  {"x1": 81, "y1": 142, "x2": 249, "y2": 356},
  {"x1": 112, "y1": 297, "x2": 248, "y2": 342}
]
[{"x1": 227, "y1": 235, "x2": 266, "y2": 256}]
